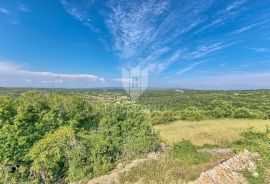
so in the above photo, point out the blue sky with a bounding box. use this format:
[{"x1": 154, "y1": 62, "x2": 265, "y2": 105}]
[{"x1": 0, "y1": 0, "x2": 270, "y2": 89}]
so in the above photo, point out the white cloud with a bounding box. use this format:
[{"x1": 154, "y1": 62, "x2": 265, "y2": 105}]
[
  {"x1": 186, "y1": 42, "x2": 231, "y2": 60},
  {"x1": 112, "y1": 78, "x2": 130, "y2": 84},
  {"x1": 154, "y1": 50, "x2": 183, "y2": 73},
  {"x1": 24, "y1": 78, "x2": 32, "y2": 83},
  {"x1": 236, "y1": 23, "x2": 258, "y2": 33},
  {"x1": 17, "y1": 3, "x2": 29, "y2": 12},
  {"x1": 60, "y1": 0, "x2": 269, "y2": 82},
  {"x1": 195, "y1": 0, "x2": 247, "y2": 34},
  {"x1": 60, "y1": 0, "x2": 98, "y2": 32},
  {"x1": 0, "y1": 61, "x2": 22, "y2": 71},
  {"x1": 42, "y1": 79, "x2": 63, "y2": 84},
  {"x1": 105, "y1": 0, "x2": 170, "y2": 59},
  {"x1": 251, "y1": 48, "x2": 269, "y2": 53},
  {"x1": 176, "y1": 61, "x2": 206, "y2": 75},
  {"x1": 0, "y1": 8, "x2": 9, "y2": 15},
  {"x1": 222, "y1": 0, "x2": 247, "y2": 13},
  {"x1": 0, "y1": 61, "x2": 106, "y2": 87},
  {"x1": 61, "y1": 0, "x2": 212, "y2": 62}
]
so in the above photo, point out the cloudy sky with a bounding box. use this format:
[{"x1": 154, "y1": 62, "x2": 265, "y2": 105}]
[{"x1": 0, "y1": 0, "x2": 270, "y2": 89}]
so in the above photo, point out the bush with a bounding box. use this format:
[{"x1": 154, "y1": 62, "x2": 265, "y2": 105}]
[
  {"x1": 180, "y1": 107, "x2": 205, "y2": 121},
  {"x1": 233, "y1": 108, "x2": 263, "y2": 119},
  {"x1": 169, "y1": 140, "x2": 209, "y2": 164},
  {"x1": 0, "y1": 93, "x2": 160, "y2": 183},
  {"x1": 0, "y1": 96, "x2": 16, "y2": 127},
  {"x1": 100, "y1": 104, "x2": 160, "y2": 159},
  {"x1": 28, "y1": 126, "x2": 78, "y2": 183},
  {"x1": 234, "y1": 128, "x2": 270, "y2": 183},
  {"x1": 151, "y1": 111, "x2": 176, "y2": 125},
  {"x1": 209, "y1": 100, "x2": 234, "y2": 118}
]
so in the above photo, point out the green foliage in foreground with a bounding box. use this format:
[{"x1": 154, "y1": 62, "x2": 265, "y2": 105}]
[
  {"x1": 169, "y1": 140, "x2": 208, "y2": 164},
  {"x1": 0, "y1": 92, "x2": 159, "y2": 183}
]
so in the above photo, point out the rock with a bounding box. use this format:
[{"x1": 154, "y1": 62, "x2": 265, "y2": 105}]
[
  {"x1": 79, "y1": 152, "x2": 161, "y2": 184},
  {"x1": 200, "y1": 148, "x2": 234, "y2": 155},
  {"x1": 147, "y1": 152, "x2": 160, "y2": 160},
  {"x1": 160, "y1": 142, "x2": 167, "y2": 152},
  {"x1": 247, "y1": 160, "x2": 256, "y2": 172},
  {"x1": 253, "y1": 172, "x2": 259, "y2": 177},
  {"x1": 189, "y1": 150, "x2": 259, "y2": 184}
]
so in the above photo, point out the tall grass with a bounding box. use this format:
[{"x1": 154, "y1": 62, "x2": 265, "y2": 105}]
[
  {"x1": 119, "y1": 140, "x2": 232, "y2": 184},
  {"x1": 154, "y1": 119, "x2": 270, "y2": 146}
]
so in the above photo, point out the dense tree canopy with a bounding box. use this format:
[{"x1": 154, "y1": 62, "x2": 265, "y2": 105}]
[{"x1": 0, "y1": 92, "x2": 159, "y2": 183}]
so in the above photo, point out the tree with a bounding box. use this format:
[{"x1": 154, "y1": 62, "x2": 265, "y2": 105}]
[
  {"x1": 0, "y1": 96, "x2": 16, "y2": 127},
  {"x1": 28, "y1": 126, "x2": 78, "y2": 183},
  {"x1": 180, "y1": 107, "x2": 205, "y2": 121},
  {"x1": 209, "y1": 100, "x2": 234, "y2": 118}
]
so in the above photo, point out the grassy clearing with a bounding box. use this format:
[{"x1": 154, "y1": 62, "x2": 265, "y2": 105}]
[
  {"x1": 120, "y1": 120, "x2": 270, "y2": 183},
  {"x1": 119, "y1": 140, "x2": 233, "y2": 184},
  {"x1": 119, "y1": 154, "x2": 232, "y2": 184},
  {"x1": 154, "y1": 119, "x2": 270, "y2": 146}
]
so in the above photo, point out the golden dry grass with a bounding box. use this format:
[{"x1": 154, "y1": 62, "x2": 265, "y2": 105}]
[{"x1": 154, "y1": 119, "x2": 270, "y2": 146}]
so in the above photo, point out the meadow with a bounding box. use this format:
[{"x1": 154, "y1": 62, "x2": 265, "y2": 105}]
[
  {"x1": 120, "y1": 120, "x2": 270, "y2": 183},
  {"x1": 155, "y1": 119, "x2": 270, "y2": 146}
]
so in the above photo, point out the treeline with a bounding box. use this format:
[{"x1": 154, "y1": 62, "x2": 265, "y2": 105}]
[
  {"x1": 0, "y1": 92, "x2": 159, "y2": 183},
  {"x1": 150, "y1": 99, "x2": 270, "y2": 124},
  {"x1": 178, "y1": 100, "x2": 269, "y2": 121},
  {"x1": 135, "y1": 90, "x2": 270, "y2": 124},
  {"x1": 138, "y1": 90, "x2": 270, "y2": 111}
]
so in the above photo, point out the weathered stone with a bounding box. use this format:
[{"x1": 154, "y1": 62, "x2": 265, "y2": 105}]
[
  {"x1": 188, "y1": 150, "x2": 259, "y2": 184},
  {"x1": 200, "y1": 148, "x2": 234, "y2": 155},
  {"x1": 73, "y1": 152, "x2": 161, "y2": 184},
  {"x1": 253, "y1": 172, "x2": 259, "y2": 178}
]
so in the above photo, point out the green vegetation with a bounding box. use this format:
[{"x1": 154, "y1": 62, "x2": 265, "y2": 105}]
[
  {"x1": 150, "y1": 110, "x2": 176, "y2": 125},
  {"x1": 1, "y1": 88, "x2": 270, "y2": 183},
  {"x1": 0, "y1": 92, "x2": 159, "y2": 183},
  {"x1": 119, "y1": 140, "x2": 232, "y2": 183},
  {"x1": 179, "y1": 107, "x2": 205, "y2": 121},
  {"x1": 120, "y1": 126, "x2": 270, "y2": 184},
  {"x1": 169, "y1": 140, "x2": 208, "y2": 164},
  {"x1": 234, "y1": 128, "x2": 270, "y2": 183},
  {"x1": 139, "y1": 90, "x2": 270, "y2": 121}
]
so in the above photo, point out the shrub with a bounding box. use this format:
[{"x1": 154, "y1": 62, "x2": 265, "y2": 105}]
[
  {"x1": 233, "y1": 108, "x2": 263, "y2": 119},
  {"x1": 27, "y1": 126, "x2": 77, "y2": 183},
  {"x1": 100, "y1": 104, "x2": 160, "y2": 159},
  {"x1": 209, "y1": 100, "x2": 234, "y2": 118},
  {"x1": 0, "y1": 96, "x2": 16, "y2": 127},
  {"x1": 263, "y1": 110, "x2": 270, "y2": 120},
  {"x1": 169, "y1": 140, "x2": 209, "y2": 164},
  {"x1": 180, "y1": 107, "x2": 205, "y2": 121},
  {"x1": 0, "y1": 93, "x2": 160, "y2": 183},
  {"x1": 151, "y1": 111, "x2": 176, "y2": 125},
  {"x1": 235, "y1": 128, "x2": 270, "y2": 183},
  {"x1": 233, "y1": 108, "x2": 252, "y2": 119}
]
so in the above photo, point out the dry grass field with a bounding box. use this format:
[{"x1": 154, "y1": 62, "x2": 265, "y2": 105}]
[{"x1": 154, "y1": 119, "x2": 270, "y2": 146}]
